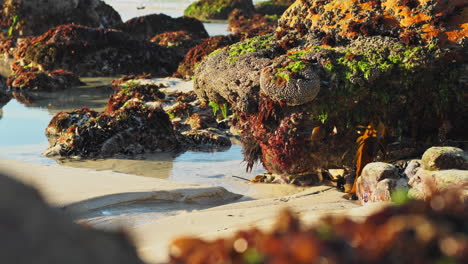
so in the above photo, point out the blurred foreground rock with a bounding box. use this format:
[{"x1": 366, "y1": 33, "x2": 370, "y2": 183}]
[{"x1": 0, "y1": 172, "x2": 143, "y2": 264}]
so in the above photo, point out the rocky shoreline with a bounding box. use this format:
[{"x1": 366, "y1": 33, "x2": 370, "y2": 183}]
[{"x1": 0, "y1": 0, "x2": 466, "y2": 263}]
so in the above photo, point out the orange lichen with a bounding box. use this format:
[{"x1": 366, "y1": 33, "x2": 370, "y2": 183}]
[{"x1": 278, "y1": 0, "x2": 468, "y2": 47}]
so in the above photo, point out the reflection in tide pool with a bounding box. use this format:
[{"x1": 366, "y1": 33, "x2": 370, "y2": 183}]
[{"x1": 0, "y1": 92, "x2": 265, "y2": 192}]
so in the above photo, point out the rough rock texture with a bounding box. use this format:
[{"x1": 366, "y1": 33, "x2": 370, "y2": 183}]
[
  {"x1": 117, "y1": 14, "x2": 208, "y2": 40},
  {"x1": 421, "y1": 147, "x2": 468, "y2": 171},
  {"x1": 404, "y1": 159, "x2": 422, "y2": 179},
  {"x1": 0, "y1": 173, "x2": 143, "y2": 264},
  {"x1": 184, "y1": 0, "x2": 255, "y2": 21},
  {"x1": 194, "y1": 34, "x2": 282, "y2": 113},
  {"x1": 194, "y1": 0, "x2": 467, "y2": 184},
  {"x1": 409, "y1": 169, "x2": 468, "y2": 202},
  {"x1": 228, "y1": 9, "x2": 278, "y2": 38},
  {"x1": 259, "y1": 53, "x2": 321, "y2": 106},
  {"x1": 45, "y1": 81, "x2": 180, "y2": 158},
  {"x1": 276, "y1": 0, "x2": 467, "y2": 47},
  {"x1": 255, "y1": 0, "x2": 295, "y2": 16},
  {"x1": 175, "y1": 34, "x2": 241, "y2": 79},
  {"x1": 170, "y1": 193, "x2": 468, "y2": 264},
  {"x1": 16, "y1": 24, "x2": 178, "y2": 77},
  {"x1": 0, "y1": 0, "x2": 122, "y2": 37},
  {"x1": 6, "y1": 63, "x2": 81, "y2": 91},
  {"x1": 356, "y1": 162, "x2": 408, "y2": 204}
]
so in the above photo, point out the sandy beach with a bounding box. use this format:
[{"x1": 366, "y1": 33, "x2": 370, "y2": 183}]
[{"x1": 0, "y1": 159, "x2": 387, "y2": 263}]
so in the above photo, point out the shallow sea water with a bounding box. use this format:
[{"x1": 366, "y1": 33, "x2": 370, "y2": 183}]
[{"x1": 0, "y1": 0, "x2": 272, "y2": 222}]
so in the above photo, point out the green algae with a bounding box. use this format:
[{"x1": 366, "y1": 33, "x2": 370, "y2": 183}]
[{"x1": 226, "y1": 34, "x2": 274, "y2": 63}]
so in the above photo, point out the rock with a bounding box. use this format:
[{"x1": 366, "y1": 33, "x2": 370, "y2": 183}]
[
  {"x1": 193, "y1": 0, "x2": 467, "y2": 183},
  {"x1": 356, "y1": 162, "x2": 408, "y2": 204},
  {"x1": 6, "y1": 63, "x2": 82, "y2": 91},
  {"x1": 403, "y1": 159, "x2": 421, "y2": 179},
  {"x1": 16, "y1": 24, "x2": 179, "y2": 77},
  {"x1": 194, "y1": 34, "x2": 281, "y2": 113},
  {"x1": 259, "y1": 53, "x2": 321, "y2": 106},
  {"x1": 182, "y1": 129, "x2": 232, "y2": 151},
  {"x1": 185, "y1": 113, "x2": 217, "y2": 130},
  {"x1": 0, "y1": 173, "x2": 143, "y2": 264},
  {"x1": 276, "y1": 0, "x2": 467, "y2": 47},
  {"x1": 45, "y1": 81, "x2": 180, "y2": 158},
  {"x1": 0, "y1": 0, "x2": 122, "y2": 37},
  {"x1": 254, "y1": 0, "x2": 295, "y2": 16},
  {"x1": 175, "y1": 34, "x2": 241, "y2": 79},
  {"x1": 184, "y1": 0, "x2": 255, "y2": 21},
  {"x1": 228, "y1": 9, "x2": 278, "y2": 38},
  {"x1": 408, "y1": 169, "x2": 468, "y2": 201},
  {"x1": 421, "y1": 147, "x2": 468, "y2": 171},
  {"x1": 117, "y1": 14, "x2": 208, "y2": 40}
]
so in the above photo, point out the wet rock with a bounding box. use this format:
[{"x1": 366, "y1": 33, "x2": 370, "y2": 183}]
[
  {"x1": 0, "y1": 0, "x2": 122, "y2": 37},
  {"x1": 185, "y1": 113, "x2": 217, "y2": 130},
  {"x1": 184, "y1": 0, "x2": 255, "y2": 21},
  {"x1": 0, "y1": 173, "x2": 143, "y2": 264},
  {"x1": 409, "y1": 169, "x2": 468, "y2": 202},
  {"x1": 259, "y1": 53, "x2": 320, "y2": 106},
  {"x1": 45, "y1": 81, "x2": 180, "y2": 158},
  {"x1": 191, "y1": 0, "x2": 467, "y2": 185},
  {"x1": 17, "y1": 24, "x2": 179, "y2": 77},
  {"x1": 117, "y1": 14, "x2": 208, "y2": 40},
  {"x1": 421, "y1": 147, "x2": 468, "y2": 171},
  {"x1": 255, "y1": 0, "x2": 294, "y2": 16},
  {"x1": 175, "y1": 34, "x2": 241, "y2": 79},
  {"x1": 6, "y1": 63, "x2": 81, "y2": 91},
  {"x1": 228, "y1": 9, "x2": 278, "y2": 38},
  {"x1": 356, "y1": 162, "x2": 408, "y2": 204}
]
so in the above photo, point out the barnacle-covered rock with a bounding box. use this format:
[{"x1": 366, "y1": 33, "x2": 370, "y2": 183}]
[
  {"x1": 0, "y1": 0, "x2": 122, "y2": 37},
  {"x1": 117, "y1": 14, "x2": 208, "y2": 40},
  {"x1": 194, "y1": 34, "x2": 282, "y2": 113},
  {"x1": 184, "y1": 0, "x2": 255, "y2": 21},
  {"x1": 15, "y1": 24, "x2": 179, "y2": 77},
  {"x1": 259, "y1": 53, "x2": 320, "y2": 106},
  {"x1": 276, "y1": 0, "x2": 467, "y2": 47},
  {"x1": 44, "y1": 82, "x2": 180, "y2": 158}
]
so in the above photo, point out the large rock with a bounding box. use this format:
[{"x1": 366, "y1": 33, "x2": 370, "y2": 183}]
[
  {"x1": 117, "y1": 14, "x2": 209, "y2": 40},
  {"x1": 184, "y1": 0, "x2": 255, "y2": 21},
  {"x1": 228, "y1": 8, "x2": 278, "y2": 37},
  {"x1": 193, "y1": 0, "x2": 467, "y2": 184},
  {"x1": 409, "y1": 169, "x2": 468, "y2": 202},
  {"x1": 356, "y1": 162, "x2": 408, "y2": 204},
  {"x1": 45, "y1": 81, "x2": 180, "y2": 158},
  {"x1": 0, "y1": 0, "x2": 122, "y2": 37},
  {"x1": 421, "y1": 147, "x2": 468, "y2": 171},
  {"x1": 0, "y1": 173, "x2": 143, "y2": 264},
  {"x1": 17, "y1": 24, "x2": 179, "y2": 77},
  {"x1": 175, "y1": 34, "x2": 241, "y2": 79}
]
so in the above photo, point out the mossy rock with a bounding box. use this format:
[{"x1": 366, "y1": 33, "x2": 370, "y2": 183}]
[
  {"x1": 254, "y1": 0, "x2": 294, "y2": 16},
  {"x1": 184, "y1": 0, "x2": 255, "y2": 21}
]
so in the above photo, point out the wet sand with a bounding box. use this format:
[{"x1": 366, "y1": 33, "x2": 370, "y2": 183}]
[{"x1": 0, "y1": 159, "x2": 386, "y2": 264}]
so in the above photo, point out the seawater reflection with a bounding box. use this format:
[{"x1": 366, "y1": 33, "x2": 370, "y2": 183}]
[{"x1": 0, "y1": 78, "x2": 265, "y2": 191}]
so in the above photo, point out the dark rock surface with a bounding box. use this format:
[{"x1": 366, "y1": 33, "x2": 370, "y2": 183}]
[
  {"x1": 0, "y1": 172, "x2": 144, "y2": 264},
  {"x1": 254, "y1": 0, "x2": 295, "y2": 16},
  {"x1": 228, "y1": 9, "x2": 278, "y2": 38},
  {"x1": 0, "y1": 0, "x2": 122, "y2": 37},
  {"x1": 16, "y1": 24, "x2": 179, "y2": 77},
  {"x1": 117, "y1": 13, "x2": 208, "y2": 40}
]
